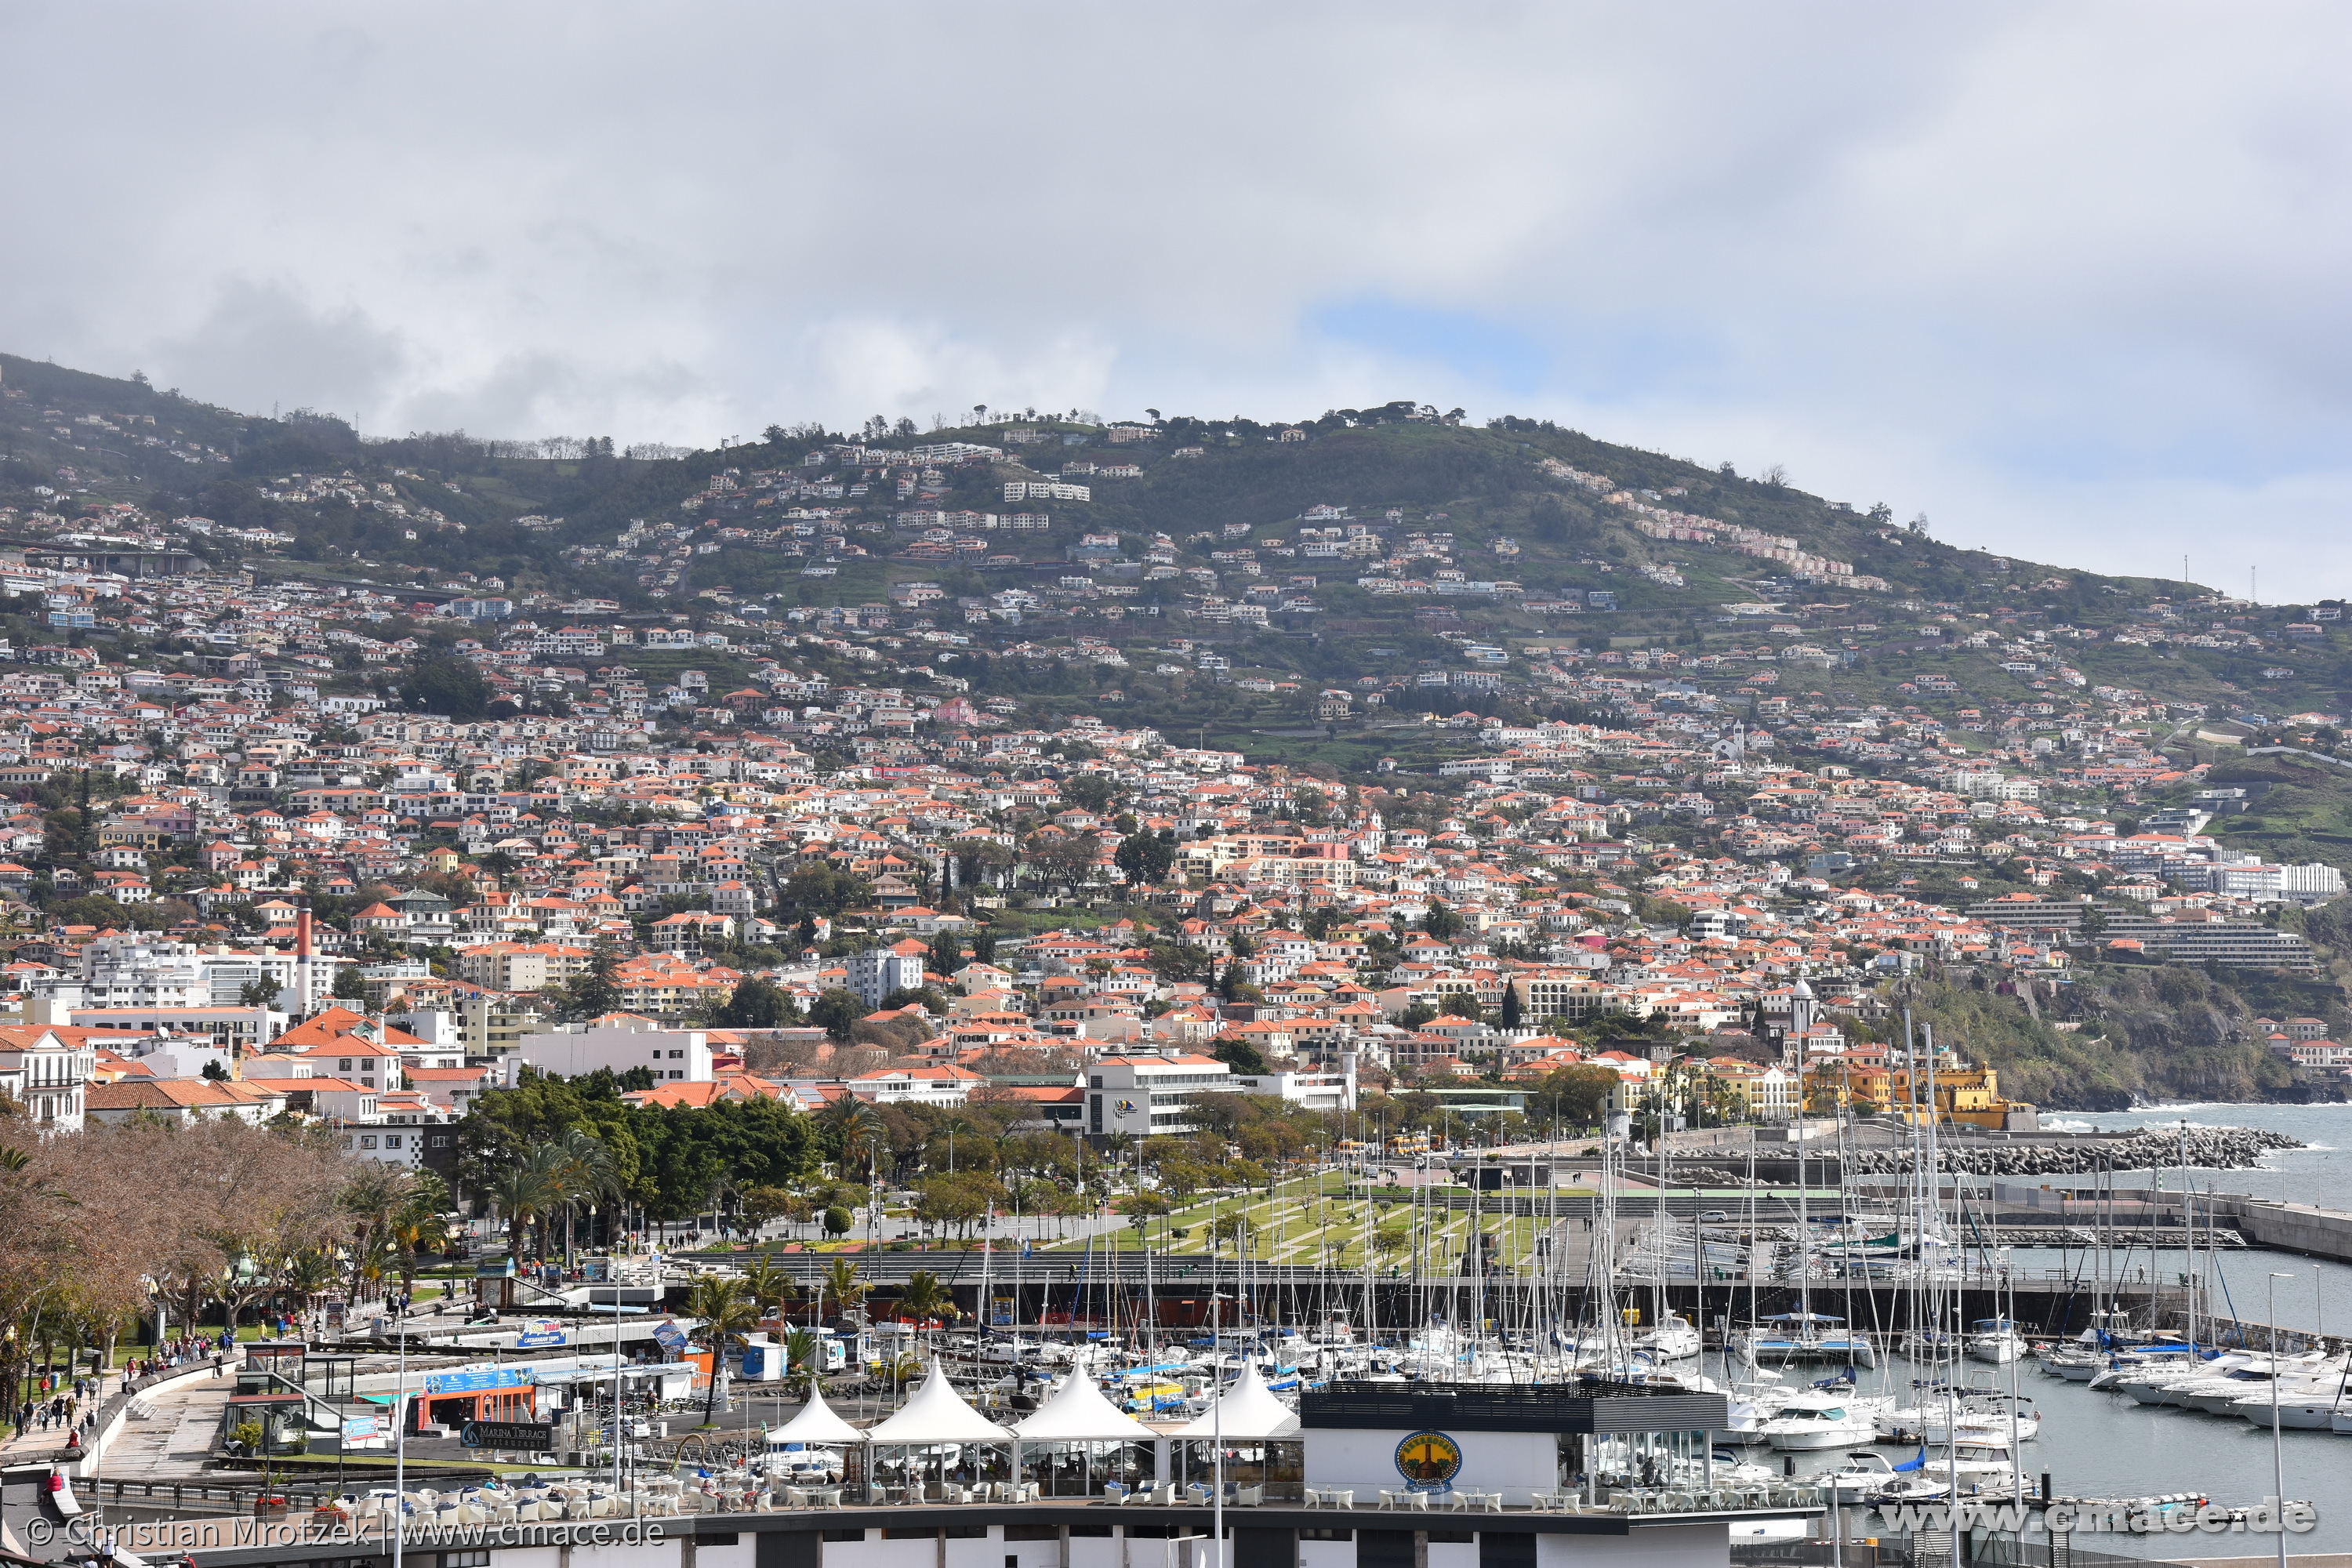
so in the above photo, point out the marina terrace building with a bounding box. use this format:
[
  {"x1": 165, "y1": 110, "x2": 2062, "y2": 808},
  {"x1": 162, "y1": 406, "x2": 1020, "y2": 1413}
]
[{"x1": 25, "y1": 1370, "x2": 1815, "y2": 1568}]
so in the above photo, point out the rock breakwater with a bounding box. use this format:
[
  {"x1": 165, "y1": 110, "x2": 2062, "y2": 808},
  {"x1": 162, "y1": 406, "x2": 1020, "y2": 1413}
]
[{"x1": 1841, "y1": 1125, "x2": 2302, "y2": 1176}]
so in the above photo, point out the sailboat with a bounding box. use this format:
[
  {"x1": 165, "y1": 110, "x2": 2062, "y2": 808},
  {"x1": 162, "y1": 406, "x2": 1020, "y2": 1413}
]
[
  {"x1": 1731, "y1": 1102, "x2": 1878, "y2": 1370},
  {"x1": 1736, "y1": 1310, "x2": 1879, "y2": 1368}
]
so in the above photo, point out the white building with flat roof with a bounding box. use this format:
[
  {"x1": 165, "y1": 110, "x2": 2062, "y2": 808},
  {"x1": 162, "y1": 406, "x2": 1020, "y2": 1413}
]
[
  {"x1": 504, "y1": 1017, "x2": 713, "y2": 1084},
  {"x1": 1085, "y1": 1051, "x2": 1235, "y2": 1137}
]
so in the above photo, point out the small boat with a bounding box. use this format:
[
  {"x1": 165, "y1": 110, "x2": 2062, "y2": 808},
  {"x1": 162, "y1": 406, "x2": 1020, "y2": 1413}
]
[
  {"x1": 1634, "y1": 1313, "x2": 1703, "y2": 1362},
  {"x1": 1965, "y1": 1319, "x2": 2027, "y2": 1366},
  {"x1": 1759, "y1": 1392, "x2": 1879, "y2": 1452},
  {"x1": 1820, "y1": 1450, "x2": 1902, "y2": 1502},
  {"x1": 2038, "y1": 1347, "x2": 2106, "y2": 1381}
]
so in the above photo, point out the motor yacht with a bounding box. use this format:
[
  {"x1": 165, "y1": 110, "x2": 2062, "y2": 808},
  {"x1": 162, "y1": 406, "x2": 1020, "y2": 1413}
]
[
  {"x1": 1759, "y1": 1391, "x2": 1881, "y2": 1451},
  {"x1": 1965, "y1": 1319, "x2": 2027, "y2": 1366}
]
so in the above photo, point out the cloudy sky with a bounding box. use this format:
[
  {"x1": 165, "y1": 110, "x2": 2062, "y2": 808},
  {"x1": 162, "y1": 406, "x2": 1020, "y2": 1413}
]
[{"x1": 4, "y1": 2, "x2": 2347, "y2": 591}]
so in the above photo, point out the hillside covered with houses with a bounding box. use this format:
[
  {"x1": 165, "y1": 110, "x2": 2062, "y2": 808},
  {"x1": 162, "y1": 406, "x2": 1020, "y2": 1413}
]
[{"x1": 0, "y1": 356, "x2": 2349, "y2": 1210}]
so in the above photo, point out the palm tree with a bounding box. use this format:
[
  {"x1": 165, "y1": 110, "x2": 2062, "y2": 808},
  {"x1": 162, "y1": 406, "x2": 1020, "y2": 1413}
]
[
  {"x1": 822, "y1": 1098, "x2": 888, "y2": 1168},
  {"x1": 388, "y1": 1185, "x2": 455, "y2": 1300},
  {"x1": 337, "y1": 1164, "x2": 412, "y2": 1307},
  {"x1": 280, "y1": 1248, "x2": 337, "y2": 1308},
  {"x1": 740, "y1": 1255, "x2": 798, "y2": 1323},
  {"x1": 782, "y1": 1327, "x2": 821, "y2": 1396},
  {"x1": 488, "y1": 1144, "x2": 572, "y2": 1264},
  {"x1": 892, "y1": 1269, "x2": 960, "y2": 1363},
  {"x1": 685, "y1": 1276, "x2": 762, "y2": 1428},
  {"x1": 549, "y1": 1129, "x2": 621, "y2": 1264},
  {"x1": 818, "y1": 1258, "x2": 868, "y2": 1323}
]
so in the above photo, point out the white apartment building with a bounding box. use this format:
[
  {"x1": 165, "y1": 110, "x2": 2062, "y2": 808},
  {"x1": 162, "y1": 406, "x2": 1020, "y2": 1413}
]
[
  {"x1": 503, "y1": 1018, "x2": 713, "y2": 1084},
  {"x1": 845, "y1": 944, "x2": 925, "y2": 1007},
  {"x1": 1085, "y1": 1051, "x2": 1235, "y2": 1137},
  {"x1": 64, "y1": 937, "x2": 346, "y2": 1013},
  {"x1": 1236, "y1": 1062, "x2": 1359, "y2": 1114},
  {"x1": 68, "y1": 1004, "x2": 282, "y2": 1054}
]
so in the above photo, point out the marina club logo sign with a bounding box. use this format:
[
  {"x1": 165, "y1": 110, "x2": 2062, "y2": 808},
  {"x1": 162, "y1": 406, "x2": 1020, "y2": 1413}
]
[{"x1": 1394, "y1": 1430, "x2": 1463, "y2": 1486}]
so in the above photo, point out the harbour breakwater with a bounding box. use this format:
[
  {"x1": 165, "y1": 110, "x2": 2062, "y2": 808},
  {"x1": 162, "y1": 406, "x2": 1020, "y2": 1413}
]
[{"x1": 1838, "y1": 1126, "x2": 2303, "y2": 1177}]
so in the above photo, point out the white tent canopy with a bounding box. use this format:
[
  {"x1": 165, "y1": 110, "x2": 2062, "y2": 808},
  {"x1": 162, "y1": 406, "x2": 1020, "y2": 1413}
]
[
  {"x1": 769, "y1": 1386, "x2": 862, "y2": 1445},
  {"x1": 1174, "y1": 1363, "x2": 1301, "y2": 1440},
  {"x1": 864, "y1": 1363, "x2": 1014, "y2": 1445},
  {"x1": 1012, "y1": 1373, "x2": 1156, "y2": 1442}
]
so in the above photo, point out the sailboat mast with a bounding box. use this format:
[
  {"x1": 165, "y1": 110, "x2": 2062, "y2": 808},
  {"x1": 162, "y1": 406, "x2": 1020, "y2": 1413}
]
[{"x1": 1796, "y1": 1093, "x2": 1809, "y2": 1335}]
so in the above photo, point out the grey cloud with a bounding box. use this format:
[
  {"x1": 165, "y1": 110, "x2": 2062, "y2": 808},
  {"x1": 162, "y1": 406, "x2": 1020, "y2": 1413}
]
[
  {"x1": 2, "y1": 2, "x2": 2350, "y2": 589},
  {"x1": 151, "y1": 280, "x2": 409, "y2": 423}
]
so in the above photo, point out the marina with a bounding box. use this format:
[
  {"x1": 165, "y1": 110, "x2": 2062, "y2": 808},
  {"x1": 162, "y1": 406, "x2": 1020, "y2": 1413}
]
[{"x1": 17, "y1": 1103, "x2": 2352, "y2": 1568}]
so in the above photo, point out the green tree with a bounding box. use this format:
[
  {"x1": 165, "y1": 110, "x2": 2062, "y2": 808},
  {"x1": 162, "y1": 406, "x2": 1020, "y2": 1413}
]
[
  {"x1": 1114, "y1": 829, "x2": 1175, "y2": 886},
  {"x1": 685, "y1": 1275, "x2": 762, "y2": 1428},
  {"x1": 388, "y1": 1172, "x2": 456, "y2": 1295},
  {"x1": 892, "y1": 1269, "x2": 959, "y2": 1334},
  {"x1": 486, "y1": 1144, "x2": 571, "y2": 1263},
  {"x1": 818, "y1": 1256, "x2": 867, "y2": 1319},
  {"x1": 740, "y1": 1184, "x2": 797, "y2": 1232},
  {"x1": 714, "y1": 975, "x2": 797, "y2": 1030},
  {"x1": 561, "y1": 942, "x2": 623, "y2": 1020},
  {"x1": 238, "y1": 975, "x2": 285, "y2": 1010},
  {"x1": 739, "y1": 1254, "x2": 798, "y2": 1319},
  {"x1": 927, "y1": 929, "x2": 965, "y2": 978},
  {"x1": 805, "y1": 987, "x2": 869, "y2": 1043},
  {"x1": 1423, "y1": 900, "x2": 1462, "y2": 941},
  {"x1": 1212, "y1": 1037, "x2": 1269, "y2": 1075},
  {"x1": 400, "y1": 657, "x2": 491, "y2": 720},
  {"x1": 1061, "y1": 772, "x2": 1118, "y2": 814},
  {"x1": 1529, "y1": 1064, "x2": 1620, "y2": 1130},
  {"x1": 782, "y1": 1327, "x2": 821, "y2": 1395}
]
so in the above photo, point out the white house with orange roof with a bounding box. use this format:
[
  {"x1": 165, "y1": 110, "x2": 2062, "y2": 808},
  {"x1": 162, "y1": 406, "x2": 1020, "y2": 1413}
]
[
  {"x1": 85, "y1": 1076, "x2": 286, "y2": 1127},
  {"x1": 0, "y1": 1025, "x2": 97, "y2": 1134},
  {"x1": 844, "y1": 1063, "x2": 980, "y2": 1106}
]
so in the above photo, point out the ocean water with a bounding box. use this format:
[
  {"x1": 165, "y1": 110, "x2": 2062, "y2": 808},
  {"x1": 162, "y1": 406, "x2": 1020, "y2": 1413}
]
[
  {"x1": 2056, "y1": 1102, "x2": 2352, "y2": 1340},
  {"x1": 1773, "y1": 1348, "x2": 2352, "y2": 1561},
  {"x1": 1789, "y1": 1104, "x2": 2352, "y2": 1559}
]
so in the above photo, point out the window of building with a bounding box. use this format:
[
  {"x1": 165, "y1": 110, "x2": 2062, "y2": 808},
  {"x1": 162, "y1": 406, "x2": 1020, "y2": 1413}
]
[{"x1": 360, "y1": 1135, "x2": 377, "y2": 1149}]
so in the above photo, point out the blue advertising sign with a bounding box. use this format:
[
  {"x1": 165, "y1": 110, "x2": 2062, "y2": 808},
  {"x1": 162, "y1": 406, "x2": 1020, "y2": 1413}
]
[
  {"x1": 423, "y1": 1366, "x2": 535, "y2": 1395},
  {"x1": 514, "y1": 1330, "x2": 568, "y2": 1348}
]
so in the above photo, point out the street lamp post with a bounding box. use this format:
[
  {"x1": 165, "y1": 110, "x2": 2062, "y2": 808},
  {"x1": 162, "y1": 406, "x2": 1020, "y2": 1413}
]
[{"x1": 390, "y1": 1299, "x2": 408, "y2": 1568}]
